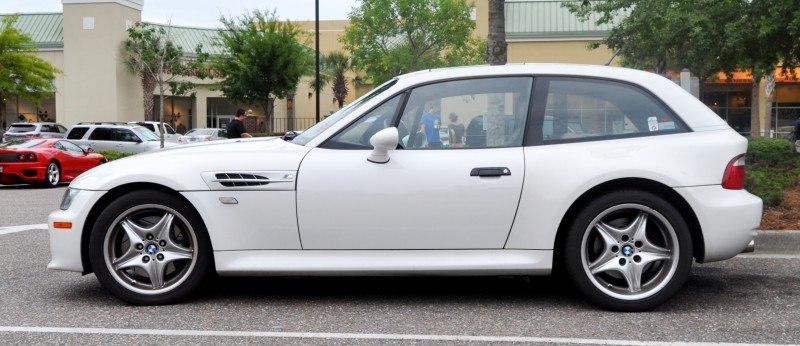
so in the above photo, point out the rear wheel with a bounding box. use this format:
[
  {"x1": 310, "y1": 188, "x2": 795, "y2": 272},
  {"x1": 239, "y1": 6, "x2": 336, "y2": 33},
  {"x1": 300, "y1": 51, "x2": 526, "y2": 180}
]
[
  {"x1": 563, "y1": 190, "x2": 692, "y2": 311},
  {"x1": 89, "y1": 190, "x2": 211, "y2": 305},
  {"x1": 44, "y1": 161, "x2": 60, "y2": 188}
]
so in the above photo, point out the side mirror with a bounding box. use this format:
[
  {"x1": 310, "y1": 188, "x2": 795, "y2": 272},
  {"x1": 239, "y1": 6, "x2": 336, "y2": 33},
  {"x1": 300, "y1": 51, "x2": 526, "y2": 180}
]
[
  {"x1": 282, "y1": 131, "x2": 299, "y2": 141},
  {"x1": 367, "y1": 127, "x2": 398, "y2": 164},
  {"x1": 86, "y1": 147, "x2": 94, "y2": 153}
]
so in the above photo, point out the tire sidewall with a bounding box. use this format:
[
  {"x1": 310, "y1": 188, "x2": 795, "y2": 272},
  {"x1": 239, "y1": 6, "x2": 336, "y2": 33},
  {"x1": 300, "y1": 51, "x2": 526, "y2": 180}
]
[
  {"x1": 563, "y1": 189, "x2": 693, "y2": 311},
  {"x1": 89, "y1": 190, "x2": 211, "y2": 305}
]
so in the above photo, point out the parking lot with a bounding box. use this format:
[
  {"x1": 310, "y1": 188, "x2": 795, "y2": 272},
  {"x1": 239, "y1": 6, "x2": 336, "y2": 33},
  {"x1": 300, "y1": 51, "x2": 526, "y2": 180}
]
[{"x1": 1, "y1": 185, "x2": 799, "y2": 345}]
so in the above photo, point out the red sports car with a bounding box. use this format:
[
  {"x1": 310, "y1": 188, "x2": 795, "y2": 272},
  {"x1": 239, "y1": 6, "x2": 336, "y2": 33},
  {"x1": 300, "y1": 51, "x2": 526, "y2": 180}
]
[{"x1": 0, "y1": 139, "x2": 107, "y2": 187}]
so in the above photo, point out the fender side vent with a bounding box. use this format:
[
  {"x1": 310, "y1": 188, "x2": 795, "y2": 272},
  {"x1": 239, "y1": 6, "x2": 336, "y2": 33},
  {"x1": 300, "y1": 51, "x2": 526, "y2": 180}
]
[{"x1": 214, "y1": 173, "x2": 270, "y2": 187}]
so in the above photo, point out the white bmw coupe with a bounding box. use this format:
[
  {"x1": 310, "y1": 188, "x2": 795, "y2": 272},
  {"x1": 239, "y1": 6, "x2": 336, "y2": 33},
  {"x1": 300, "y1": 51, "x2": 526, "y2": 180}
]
[{"x1": 48, "y1": 64, "x2": 762, "y2": 311}]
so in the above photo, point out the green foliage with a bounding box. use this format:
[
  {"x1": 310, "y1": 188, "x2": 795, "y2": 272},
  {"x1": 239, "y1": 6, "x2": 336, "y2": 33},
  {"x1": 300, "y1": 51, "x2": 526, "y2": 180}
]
[
  {"x1": 95, "y1": 150, "x2": 135, "y2": 162},
  {"x1": 318, "y1": 51, "x2": 354, "y2": 108},
  {"x1": 0, "y1": 14, "x2": 60, "y2": 118},
  {"x1": 214, "y1": 10, "x2": 313, "y2": 134},
  {"x1": 342, "y1": 0, "x2": 485, "y2": 85},
  {"x1": 745, "y1": 138, "x2": 800, "y2": 207}
]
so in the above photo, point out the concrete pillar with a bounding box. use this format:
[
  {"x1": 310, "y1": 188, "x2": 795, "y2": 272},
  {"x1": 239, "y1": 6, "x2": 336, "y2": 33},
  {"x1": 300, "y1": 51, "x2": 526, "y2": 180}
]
[{"x1": 61, "y1": 0, "x2": 144, "y2": 126}]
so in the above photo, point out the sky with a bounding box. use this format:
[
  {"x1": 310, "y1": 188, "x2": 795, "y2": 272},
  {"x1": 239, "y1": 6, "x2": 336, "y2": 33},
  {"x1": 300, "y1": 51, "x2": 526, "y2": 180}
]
[{"x1": 0, "y1": 0, "x2": 359, "y2": 28}]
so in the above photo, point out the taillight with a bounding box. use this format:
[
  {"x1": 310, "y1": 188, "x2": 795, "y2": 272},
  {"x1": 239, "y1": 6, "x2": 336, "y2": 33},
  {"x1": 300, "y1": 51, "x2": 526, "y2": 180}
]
[
  {"x1": 204, "y1": 137, "x2": 210, "y2": 141},
  {"x1": 16, "y1": 153, "x2": 37, "y2": 161},
  {"x1": 722, "y1": 154, "x2": 746, "y2": 190},
  {"x1": 26, "y1": 133, "x2": 42, "y2": 138}
]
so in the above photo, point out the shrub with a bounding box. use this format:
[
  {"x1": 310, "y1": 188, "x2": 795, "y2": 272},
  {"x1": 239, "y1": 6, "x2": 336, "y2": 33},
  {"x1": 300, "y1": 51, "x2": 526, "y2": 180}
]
[
  {"x1": 95, "y1": 150, "x2": 135, "y2": 162},
  {"x1": 744, "y1": 138, "x2": 800, "y2": 207}
]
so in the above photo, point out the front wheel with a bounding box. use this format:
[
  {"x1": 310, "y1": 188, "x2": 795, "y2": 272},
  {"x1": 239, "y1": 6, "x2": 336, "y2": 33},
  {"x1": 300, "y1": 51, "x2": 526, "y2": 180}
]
[
  {"x1": 563, "y1": 190, "x2": 693, "y2": 311},
  {"x1": 89, "y1": 190, "x2": 211, "y2": 305}
]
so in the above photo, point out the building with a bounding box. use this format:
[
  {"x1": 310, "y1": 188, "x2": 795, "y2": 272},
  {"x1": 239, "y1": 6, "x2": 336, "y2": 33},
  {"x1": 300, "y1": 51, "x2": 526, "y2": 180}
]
[{"x1": 3, "y1": 0, "x2": 798, "y2": 136}]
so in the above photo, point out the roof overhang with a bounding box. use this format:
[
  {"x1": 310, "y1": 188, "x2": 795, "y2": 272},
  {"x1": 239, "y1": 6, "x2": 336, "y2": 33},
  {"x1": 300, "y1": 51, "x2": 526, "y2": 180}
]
[{"x1": 61, "y1": 0, "x2": 144, "y2": 11}]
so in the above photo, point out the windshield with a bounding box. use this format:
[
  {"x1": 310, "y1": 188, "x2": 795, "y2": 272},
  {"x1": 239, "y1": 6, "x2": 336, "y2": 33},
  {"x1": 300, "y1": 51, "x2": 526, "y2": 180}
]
[
  {"x1": 8, "y1": 125, "x2": 37, "y2": 133},
  {"x1": 132, "y1": 126, "x2": 160, "y2": 141},
  {"x1": 292, "y1": 79, "x2": 398, "y2": 146},
  {"x1": 0, "y1": 139, "x2": 45, "y2": 148},
  {"x1": 186, "y1": 129, "x2": 215, "y2": 136}
]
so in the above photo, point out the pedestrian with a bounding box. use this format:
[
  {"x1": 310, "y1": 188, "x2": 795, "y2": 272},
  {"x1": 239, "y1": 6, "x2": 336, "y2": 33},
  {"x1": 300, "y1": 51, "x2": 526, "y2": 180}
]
[
  {"x1": 177, "y1": 122, "x2": 186, "y2": 134},
  {"x1": 447, "y1": 112, "x2": 465, "y2": 147},
  {"x1": 227, "y1": 108, "x2": 252, "y2": 139},
  {"x1": 794, "y1": 117, "x2": 800, "y2": 153},
  {"x1": 418, "y1": 103, "x2": 442, "y2": 147}
]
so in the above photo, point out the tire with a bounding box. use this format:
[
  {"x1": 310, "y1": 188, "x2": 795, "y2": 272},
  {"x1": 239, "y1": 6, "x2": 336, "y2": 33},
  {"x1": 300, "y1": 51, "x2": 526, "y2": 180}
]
[
  {"x1": 89, "y1": 190, "x2": 211, "y2": 305},
  {"x1": 563, "y1": 189, "x2": 693, "y2": 311},
  {"x1": 44, "y1": 161, "x2": 61, "y2": 188}
]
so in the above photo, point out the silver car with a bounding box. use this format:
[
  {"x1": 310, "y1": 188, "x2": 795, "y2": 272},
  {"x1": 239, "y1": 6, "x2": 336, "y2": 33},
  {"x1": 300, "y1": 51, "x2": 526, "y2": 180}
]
[
  {"x1": 177, "y1": 128, "x2": 227, "y2": 144},
  {"x1": 65, "y1": 123, "x2": 178, "y2": 154},
  {"x1": 3, "y1": 122, "x2": 68, "y2": 142}
]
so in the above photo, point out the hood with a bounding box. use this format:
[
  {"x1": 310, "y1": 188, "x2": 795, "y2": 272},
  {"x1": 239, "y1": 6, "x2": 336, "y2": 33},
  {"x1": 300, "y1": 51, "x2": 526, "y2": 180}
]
[{"x1": 71, "y1": 137, "x2": 312, "y2": 191}]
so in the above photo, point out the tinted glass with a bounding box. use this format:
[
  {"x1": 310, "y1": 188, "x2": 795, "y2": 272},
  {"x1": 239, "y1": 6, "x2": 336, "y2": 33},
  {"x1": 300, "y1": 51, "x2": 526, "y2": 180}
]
[
  {"x1": 132, "y1": 127, "x2": 159, "y2": 141},
  {"x1": 165, "y1": 124, "x2": 176, "y2": 134},
  {"x1": 8, "y1": 124, "x2": 36, "y2": 133},
  {"x1": 67, "y1": 127, "x2": 90, "y2": 140},
  {"x1": 114, "y1": 129, "x2": 139, "y2": 142},
  {"x1": 0, "y1": 139, "x2": 45, "y2": 148},
  {"x1": 218, "y1": 129, "x2": 227, "y2": 138},
  {"x1": 400, "y1": 77, "x2": 532, "y2": 149},
  {"x1": 324, "y1": 94, "x2": 402, "y2": 149},
  {"x1": 59, "y1": 140, "x2": 84, "y2": 154},
  {"x1": 538, "y1": 77, "x2": 685, "y2": 141},
  {"x1": 88, "y1": 128, "x2": 113, "y2": 140},
  {"x1": 57, "y1": 125, "x2": 68, "y2": 133},
  {"x1": 141, "y1": 124, "x2": 156, "y2": 132}
]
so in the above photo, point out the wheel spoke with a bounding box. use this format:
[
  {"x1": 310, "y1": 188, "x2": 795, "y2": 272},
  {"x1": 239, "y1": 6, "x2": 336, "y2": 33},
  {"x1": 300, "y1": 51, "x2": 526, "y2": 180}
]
[
  {"x1": 588, "y1": 252, "x2": 619, "y2": 275},
  {"x1": 153, "y1": 213, "x2": 176, "y2": 242},
  {"x1": 161, "y1": 249, "x2": 193, "y2": 264},
  {"x1": 594, "y1": 222, "x2": 620, "y2": 248},
  {"x1": 621, "y1": 261, "x2": 644, "y2": 292},
  {"x1": 637, "y1": 251, "x2": 671, "y2": 267},
  {"x1": 120, "y1": 218, "x2": 147, "y2": 244},
  {"x1": 142, "y1": 259, "x2": 167, "y2": 289},
  {"x1": 113, "y1": 251, "x2": 145, "y2": 271},
  {"x1": 627, "y1": 211, "x2": 648, "y2": 240}
]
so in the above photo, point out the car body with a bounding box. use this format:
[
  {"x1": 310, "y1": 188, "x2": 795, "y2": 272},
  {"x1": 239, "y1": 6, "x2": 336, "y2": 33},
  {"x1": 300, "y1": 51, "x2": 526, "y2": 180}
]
[
  {"x1": 177, "y1": 128, "x2": 227, "y2": 144},
  {"x1": 48, "y1": 64, "x2": 762, "y2": 311},
  {"x1": 127, "y1": 121, "x2": 181, "y2": 143},
  {"x1": 0, "y1": 138, "x2": 106, "y2": 187},
  {"x1": 3, "y1": 122, "x2": 69, "y2": 142},
  {"x1": 65, "y1": 123, "x2": 178, "y2": 154}
]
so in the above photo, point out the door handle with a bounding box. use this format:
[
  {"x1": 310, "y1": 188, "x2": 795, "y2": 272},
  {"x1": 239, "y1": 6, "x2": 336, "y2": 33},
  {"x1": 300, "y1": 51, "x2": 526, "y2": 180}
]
[{"x1": 470, "y1": 167, "x2": 511, "y2": 177}]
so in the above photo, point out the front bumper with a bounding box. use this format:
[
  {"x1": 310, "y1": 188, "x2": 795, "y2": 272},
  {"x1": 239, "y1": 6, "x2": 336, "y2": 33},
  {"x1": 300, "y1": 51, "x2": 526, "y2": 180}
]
[
  {"x1": 674, "y1": 185, "x2": 762, "y2": 262},
  {"x1": 47, "y1": 189, "x2": 107, "y2": 273}
]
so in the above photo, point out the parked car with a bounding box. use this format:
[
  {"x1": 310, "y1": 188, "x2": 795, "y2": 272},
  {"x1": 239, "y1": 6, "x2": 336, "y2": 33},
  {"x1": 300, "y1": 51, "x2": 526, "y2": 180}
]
[
  {"x1": 177, "y1": 128, "x2": 227, "y2": 144},
  {"x1": 65, "y1": 123, "x2": 178, "y2": 154},
  {"x1": 127, "y1": 121, "x2": 180, "y2": 143},
  {"x1": 48, "y1": 64, "x2": 762, "y2": 311},
  {"x1": 0, "y1": 138, "x2": 106, "y2": 187},
  {"x1": 2, "y1": 122, "x2": 69, "y2": 142}
]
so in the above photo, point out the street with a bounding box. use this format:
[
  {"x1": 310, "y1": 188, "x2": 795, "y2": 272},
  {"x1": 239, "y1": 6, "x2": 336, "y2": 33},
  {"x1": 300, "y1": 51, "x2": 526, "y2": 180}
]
[{"x1": 1, "y1": 185, "x2": 799, "y2": 345}]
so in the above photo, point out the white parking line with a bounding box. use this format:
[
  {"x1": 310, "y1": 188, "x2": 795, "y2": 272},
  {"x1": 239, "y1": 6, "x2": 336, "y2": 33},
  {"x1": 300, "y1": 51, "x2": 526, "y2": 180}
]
[
  {"x1": 0, "y1": 224, "x2": 47, "y2": 235},
  {"x1": 0, "y1": 326, "x2": 788, "y2": 345}
]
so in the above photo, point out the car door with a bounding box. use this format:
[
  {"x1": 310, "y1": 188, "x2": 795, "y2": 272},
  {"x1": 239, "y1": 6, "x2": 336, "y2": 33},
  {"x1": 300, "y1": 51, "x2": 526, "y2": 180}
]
[
  {"x1": 113, "y1": 128, "x2": 144, "y2": 153},
  {"x1": 297, "y1": 77, "x2": 532, "y2": 249},
  {"x1": 86, "y1": 127, "x2": 116, "y2": 152},
  {"x1": 54, "y1": 140, "x2": 92, "y2": 179}
]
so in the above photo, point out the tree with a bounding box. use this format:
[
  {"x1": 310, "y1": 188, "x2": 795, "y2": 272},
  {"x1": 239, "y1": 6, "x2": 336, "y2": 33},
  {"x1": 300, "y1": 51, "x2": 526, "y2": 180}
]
[
  {"x1": 486, "y1": 0, "x2": 506, "y2": 66},
  {"x1": 319, "y1": 51, "x2": 354, "y2": 109},
  {"x1": 566, "y1": 0, "x2": 797, "y2": 137},
  {"x1": 214, "y1": 10, "x2": 312, "y2": 135},
  {"x1": 124, "y1": 22, "x2": 208, "y2": 147},
  {"x1": 342, "y1": 0, "x2": 485, "y2": 85},
  {"x1": 0, "y1": 14, "x2": 60, "y2": 127}
]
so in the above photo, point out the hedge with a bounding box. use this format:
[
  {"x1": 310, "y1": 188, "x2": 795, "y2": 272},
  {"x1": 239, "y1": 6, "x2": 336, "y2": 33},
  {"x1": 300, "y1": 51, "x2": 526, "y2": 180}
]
[
  {"x1": 95, "y1": 150, "x2": 136, "y2": 162},
  {"x1": 745, "y1": 138, "x2": 800, "y2": 207}
]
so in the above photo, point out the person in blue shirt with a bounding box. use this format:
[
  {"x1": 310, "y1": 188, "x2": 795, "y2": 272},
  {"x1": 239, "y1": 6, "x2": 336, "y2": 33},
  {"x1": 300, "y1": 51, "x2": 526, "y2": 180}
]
[{"x1": 418, "y1": 104, "x2": 442, "y2": 148}]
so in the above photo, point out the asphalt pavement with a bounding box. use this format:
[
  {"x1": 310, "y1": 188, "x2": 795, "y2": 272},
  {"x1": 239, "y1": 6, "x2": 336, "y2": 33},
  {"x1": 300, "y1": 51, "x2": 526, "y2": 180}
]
[{"x1": 1, "y1": 185, "x2": 799, "y2": 345}]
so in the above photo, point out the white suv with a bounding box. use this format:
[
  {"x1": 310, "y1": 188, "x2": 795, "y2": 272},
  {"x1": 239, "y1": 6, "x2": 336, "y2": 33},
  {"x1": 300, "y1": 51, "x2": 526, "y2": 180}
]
[
  {"x1": 127, "y1": 121, "x2": 180, "y2": 143},
  {"x1": 3, "y1": 122, "x2": 69, "y2": 142},
  {"x1": 65, "y1": 123, "x2": 177, "y2": 154}
]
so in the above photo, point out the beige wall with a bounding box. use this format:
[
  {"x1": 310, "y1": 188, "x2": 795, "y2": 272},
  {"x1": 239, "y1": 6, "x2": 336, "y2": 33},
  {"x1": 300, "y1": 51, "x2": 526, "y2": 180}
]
[
  {"x1": 61, "y1": 2, "x2": 143, "y2": 127},
  {"x1": 508, "y1": 40, "x2": 616, "y2": 65}
]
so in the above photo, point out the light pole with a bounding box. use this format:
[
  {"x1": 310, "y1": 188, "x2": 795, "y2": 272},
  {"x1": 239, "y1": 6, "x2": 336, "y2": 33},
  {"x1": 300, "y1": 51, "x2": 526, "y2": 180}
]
[{"x1": 315, "y1": 0, "x2": 320, "y2": 123}]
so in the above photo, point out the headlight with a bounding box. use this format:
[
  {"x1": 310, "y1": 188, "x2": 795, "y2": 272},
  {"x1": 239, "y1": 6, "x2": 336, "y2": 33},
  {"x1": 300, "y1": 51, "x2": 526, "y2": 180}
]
[{"x1": 60, "y1": 188, "x2": 81, "y2": 210}]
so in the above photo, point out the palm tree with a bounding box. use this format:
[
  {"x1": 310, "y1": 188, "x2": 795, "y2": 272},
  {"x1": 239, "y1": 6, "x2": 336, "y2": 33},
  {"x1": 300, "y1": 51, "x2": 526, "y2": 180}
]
[
  {"x1": 320, "y1": 51, "x2": 353, "y2": 109},
  {"x1": 487, "y1": 0, "x2": 507, "y2": 65}
]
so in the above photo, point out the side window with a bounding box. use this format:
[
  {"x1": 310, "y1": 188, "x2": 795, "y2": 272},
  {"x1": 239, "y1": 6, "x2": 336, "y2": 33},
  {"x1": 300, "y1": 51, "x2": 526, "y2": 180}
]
[
  {"x1": 88, "y1": 128, "x2": 113, "y2": 140},
  {"x1": 114, "y1": 129, "x2": 139, "y2": 142},
  {"x1": 165, "y1": 124, "x2": 176, "y2": 134},
  {"x1": 57, "y1": 125, "x2": 68, "y2": 133},
  {"x1": 67, "y1": 127, "x2": 89, "y2": 140},
  {"x1": 41, "y1": 125, "x2": 53, "y2": 133},
  {"x1": 60, "y1": 141, "x2": 84, "y2": 154},
  {"x1": 218, "y1": 129, "x2": 227, "y2": 138},
  {"x1": 142, "y1": 124, "x2": 156, "y2": 132},
  {"x1": 323, "y1": 94, "x2": 403, "y2": 149},
  {"x1": 399, "y1": 77, "x2": 532, "y2": 149},
  {"x1": 538, "y1": 77, "x2": 685, "y2": 141}
]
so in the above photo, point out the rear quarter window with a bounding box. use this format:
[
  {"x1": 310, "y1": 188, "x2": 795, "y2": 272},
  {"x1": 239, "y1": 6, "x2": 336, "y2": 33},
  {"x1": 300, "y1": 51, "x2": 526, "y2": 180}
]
[
  {"x1": 66, "y1": 127, "x2": 90, "y2": 139},
  {"x1": 533, "y1": 77, "x2": 686, "y2": 143}
]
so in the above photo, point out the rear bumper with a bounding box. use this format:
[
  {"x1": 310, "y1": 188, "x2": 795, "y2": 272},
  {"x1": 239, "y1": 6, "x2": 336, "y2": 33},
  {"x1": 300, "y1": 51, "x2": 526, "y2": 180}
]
[
  {"x1": 0, "y1": 163, "x2": 46, "y2": 184},
  {"x1": 674, "y1": 185, "x2": 762, "y2": 262}
]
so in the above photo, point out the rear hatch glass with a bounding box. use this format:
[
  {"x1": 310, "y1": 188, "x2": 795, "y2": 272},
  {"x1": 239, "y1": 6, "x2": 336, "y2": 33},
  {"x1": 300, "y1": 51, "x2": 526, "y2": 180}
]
[{"x1": 7, "y1": 125, "x2": 37, "y2": 133}]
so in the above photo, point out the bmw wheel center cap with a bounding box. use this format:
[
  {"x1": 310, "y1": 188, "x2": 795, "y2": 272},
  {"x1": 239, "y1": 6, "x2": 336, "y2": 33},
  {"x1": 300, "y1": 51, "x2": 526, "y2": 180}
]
[
  {"x1": 146, "y1": 244, "x2": 158, "y2": 255},
  {"x1": 622, "y1": 245, "x2": 635, "y2": 256}
]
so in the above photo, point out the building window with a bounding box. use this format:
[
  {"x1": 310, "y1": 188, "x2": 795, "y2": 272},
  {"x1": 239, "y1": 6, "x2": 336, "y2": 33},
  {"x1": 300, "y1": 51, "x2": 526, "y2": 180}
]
[{"x1": 701, "y1": 89, "x2": 751, "y2": 136}]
